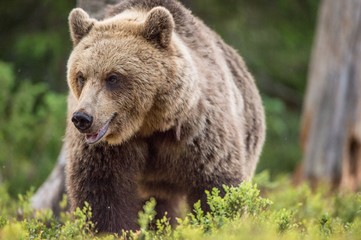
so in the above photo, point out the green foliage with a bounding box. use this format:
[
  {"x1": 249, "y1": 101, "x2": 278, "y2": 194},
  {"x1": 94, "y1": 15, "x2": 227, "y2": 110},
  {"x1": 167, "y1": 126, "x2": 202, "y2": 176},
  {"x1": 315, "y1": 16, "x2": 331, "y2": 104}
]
[
  {"x1": 189, "y1": 0, "x2": 319, "y2": 95},
  {"x1": 0, "y1": 187, "x2": 103, "y2": 240},
  {"x1": 190, "y1": 183, "x2": 272, "y2": 233},
  {"x1": 136, "y1": 198, "x2": 157, "y2": 239},
  {"x1": 0, "y1": 178, "x2": 361, "y2": 239},
  {"x1": 257, "y1": 96, "x2": 302, "y2": 176},
  {"x1": 0, "y1": 61, "x2": 66, "y2": 196},
  {"x1": 60, "y1": 202, "x2": 96, "y2": 239},
  {"x1": 0, "y1": 0, "x2": 73, "y2": 91}
]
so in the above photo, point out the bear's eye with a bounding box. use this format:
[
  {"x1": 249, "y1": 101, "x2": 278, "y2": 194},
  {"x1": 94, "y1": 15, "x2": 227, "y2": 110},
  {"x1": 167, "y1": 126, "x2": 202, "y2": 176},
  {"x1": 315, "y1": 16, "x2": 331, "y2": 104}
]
[
  {"x1": 106, "y1": 73, "x2": 119, "y2": 86},
  {"x1": 76, "y1": 72, "x2": 85, "y2": 87}
]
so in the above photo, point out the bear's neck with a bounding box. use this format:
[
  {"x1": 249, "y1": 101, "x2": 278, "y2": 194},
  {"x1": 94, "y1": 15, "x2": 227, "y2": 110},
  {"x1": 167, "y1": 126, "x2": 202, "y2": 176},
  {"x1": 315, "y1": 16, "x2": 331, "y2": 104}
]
[{"x1": 137, "y1": 33, "x2": 201, "y2": 138}]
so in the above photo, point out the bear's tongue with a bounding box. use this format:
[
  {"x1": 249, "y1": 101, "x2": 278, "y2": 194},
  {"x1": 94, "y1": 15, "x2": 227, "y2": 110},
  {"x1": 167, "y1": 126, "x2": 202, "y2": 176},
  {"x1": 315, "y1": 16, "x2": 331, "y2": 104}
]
[
  {"x1": 85, "y1": 133, "x2": 102, "y2": 144},
  {"x1": 85, "y1": 121, "x2": 110, "y2": 144}
]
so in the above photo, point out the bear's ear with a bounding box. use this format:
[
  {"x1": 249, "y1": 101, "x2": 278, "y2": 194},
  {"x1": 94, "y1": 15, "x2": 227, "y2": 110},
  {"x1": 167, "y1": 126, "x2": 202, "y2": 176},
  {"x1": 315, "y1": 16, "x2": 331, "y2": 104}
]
[
  {"x1": 69, "y1": 8, "x2": 96, "y2": 46},
  {"x1": 142, "y1": 7, "x2": 174, "y2": 48}
]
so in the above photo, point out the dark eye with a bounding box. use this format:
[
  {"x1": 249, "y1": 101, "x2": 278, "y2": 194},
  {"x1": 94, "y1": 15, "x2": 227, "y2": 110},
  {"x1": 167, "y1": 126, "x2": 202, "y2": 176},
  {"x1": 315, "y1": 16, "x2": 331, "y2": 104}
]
[
  {"x1": 106, "y1": 73, "x2": 119, "y2": 86},
  {"x1": 76, "y1": 72, "x2": 85, "y2": 87}
]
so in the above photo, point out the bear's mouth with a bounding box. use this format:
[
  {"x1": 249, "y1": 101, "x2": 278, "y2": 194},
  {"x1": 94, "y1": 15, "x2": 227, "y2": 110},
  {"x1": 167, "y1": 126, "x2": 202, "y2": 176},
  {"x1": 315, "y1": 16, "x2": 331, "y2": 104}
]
[{"x1": 85, "y1": 113, "x2": 117, "y2": 144}]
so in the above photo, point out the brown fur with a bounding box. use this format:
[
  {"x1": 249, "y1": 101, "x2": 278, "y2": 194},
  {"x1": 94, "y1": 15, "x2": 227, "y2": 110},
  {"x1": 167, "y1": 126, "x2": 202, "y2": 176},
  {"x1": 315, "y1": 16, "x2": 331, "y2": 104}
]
[{"x1": 65, "y1": 0, "x2": 265, "y2": 233}]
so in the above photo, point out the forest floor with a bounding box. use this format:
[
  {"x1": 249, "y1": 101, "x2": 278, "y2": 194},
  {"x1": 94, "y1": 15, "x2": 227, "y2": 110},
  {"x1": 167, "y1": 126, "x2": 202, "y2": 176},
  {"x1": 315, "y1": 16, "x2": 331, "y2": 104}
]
[{"x1": 0, "y1": 171, "x2": 360, "y2": 239}]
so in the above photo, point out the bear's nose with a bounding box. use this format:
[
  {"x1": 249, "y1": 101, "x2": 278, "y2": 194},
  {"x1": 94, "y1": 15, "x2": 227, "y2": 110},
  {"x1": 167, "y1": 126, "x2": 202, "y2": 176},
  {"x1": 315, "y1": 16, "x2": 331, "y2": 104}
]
[{"x1": 71, "y1": 112, "x2": 93, "y2": 132}]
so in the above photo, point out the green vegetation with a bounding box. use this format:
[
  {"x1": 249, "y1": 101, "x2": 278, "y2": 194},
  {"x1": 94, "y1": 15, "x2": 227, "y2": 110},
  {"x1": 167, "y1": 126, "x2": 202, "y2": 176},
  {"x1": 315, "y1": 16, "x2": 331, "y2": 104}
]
[
  {"x1": 0, "y1": 176, "x2": 360, "y2": 239},
  {"x1": 0, "y1": 61, "x2": 66, "y2": 196}
]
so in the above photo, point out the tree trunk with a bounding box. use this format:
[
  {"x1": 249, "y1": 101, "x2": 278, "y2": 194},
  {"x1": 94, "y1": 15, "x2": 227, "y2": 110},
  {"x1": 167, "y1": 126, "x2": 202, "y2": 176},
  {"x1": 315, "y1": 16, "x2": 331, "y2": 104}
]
[
  {"x1": 31, "y1": 145, "x2": 67, "y2": 214},
  {"x1": 300, "y1": 0, "x2": 361, "y2": 191},
  {"x1": 30, "y1": 0, "x2": 121, "y2": 214}
]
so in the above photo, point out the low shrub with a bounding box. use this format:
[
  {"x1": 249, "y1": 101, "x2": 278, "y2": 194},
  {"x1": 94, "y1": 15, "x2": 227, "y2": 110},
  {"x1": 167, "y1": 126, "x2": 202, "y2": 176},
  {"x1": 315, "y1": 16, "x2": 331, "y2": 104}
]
[{"x1": 0, "y1": 176, "x2": 360, "y2": 239}]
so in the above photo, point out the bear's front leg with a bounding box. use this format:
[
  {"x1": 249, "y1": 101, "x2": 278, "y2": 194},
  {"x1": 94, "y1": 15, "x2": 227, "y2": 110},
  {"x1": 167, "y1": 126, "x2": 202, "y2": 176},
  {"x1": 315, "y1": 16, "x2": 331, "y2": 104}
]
[{"x1": 66, "y1": 139, "x2": 147, "y2": 233}]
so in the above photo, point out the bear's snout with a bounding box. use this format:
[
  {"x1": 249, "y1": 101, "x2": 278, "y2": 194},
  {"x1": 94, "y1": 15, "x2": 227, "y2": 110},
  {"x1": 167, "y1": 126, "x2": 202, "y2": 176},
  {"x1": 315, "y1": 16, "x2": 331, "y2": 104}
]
[{"x1": 71, "y1": 111, "x2": 93, "y2": 132}]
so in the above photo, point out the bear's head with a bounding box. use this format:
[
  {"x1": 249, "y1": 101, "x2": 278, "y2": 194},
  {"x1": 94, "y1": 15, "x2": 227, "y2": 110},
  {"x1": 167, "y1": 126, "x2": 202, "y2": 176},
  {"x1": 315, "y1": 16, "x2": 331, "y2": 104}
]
[{"x1": 67, "y1": 7, "x2": 198, "y2": 145}]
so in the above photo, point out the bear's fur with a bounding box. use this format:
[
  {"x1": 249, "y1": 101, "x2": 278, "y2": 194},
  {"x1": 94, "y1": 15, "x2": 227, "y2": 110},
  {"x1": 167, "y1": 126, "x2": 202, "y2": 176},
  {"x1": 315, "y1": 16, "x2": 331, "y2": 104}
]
[{"x1": 65, "y1": 0, "x2": 265, "y2": 233}]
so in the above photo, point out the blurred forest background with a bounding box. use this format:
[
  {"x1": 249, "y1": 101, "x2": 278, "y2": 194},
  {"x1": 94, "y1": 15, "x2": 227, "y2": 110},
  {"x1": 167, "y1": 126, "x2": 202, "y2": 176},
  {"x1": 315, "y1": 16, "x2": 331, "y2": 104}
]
[{"x1": 0, "y1": 0, "x2": 320, "y2": 197}]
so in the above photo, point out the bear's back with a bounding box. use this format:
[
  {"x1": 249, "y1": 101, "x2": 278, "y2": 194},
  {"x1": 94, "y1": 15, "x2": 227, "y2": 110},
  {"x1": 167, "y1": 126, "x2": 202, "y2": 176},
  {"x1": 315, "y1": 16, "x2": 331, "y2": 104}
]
[{"x1": 108, "y1": 0, "x2": 265, "y2": 167}]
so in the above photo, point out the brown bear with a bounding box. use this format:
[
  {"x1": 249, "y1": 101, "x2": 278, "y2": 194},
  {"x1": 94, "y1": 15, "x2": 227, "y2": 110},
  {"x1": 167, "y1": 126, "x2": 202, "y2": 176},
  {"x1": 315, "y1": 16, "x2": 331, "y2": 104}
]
[{"x1": 65, "y1": 0, "x2": 265, "y2": 233}]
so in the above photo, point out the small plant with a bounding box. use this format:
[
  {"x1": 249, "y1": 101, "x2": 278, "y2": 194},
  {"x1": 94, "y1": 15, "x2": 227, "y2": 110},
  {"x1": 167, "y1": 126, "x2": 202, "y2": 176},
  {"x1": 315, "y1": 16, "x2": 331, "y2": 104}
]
[
  {"x1": 60, "y1": 202, "x2": 96, "y2": 239},
  {"x1": 1, "y1": 177, "x2": 361, "y2": 239},
  {"x1": 189, "y1": 182, "x2": 272, "y2": 233}
]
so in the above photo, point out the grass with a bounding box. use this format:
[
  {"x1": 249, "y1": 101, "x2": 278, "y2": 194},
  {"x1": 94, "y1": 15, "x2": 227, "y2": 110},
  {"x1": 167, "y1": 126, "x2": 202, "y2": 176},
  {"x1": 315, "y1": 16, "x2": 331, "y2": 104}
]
[{"x1": 0, "y1": 171, "x2": 360, "y2": 239}]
